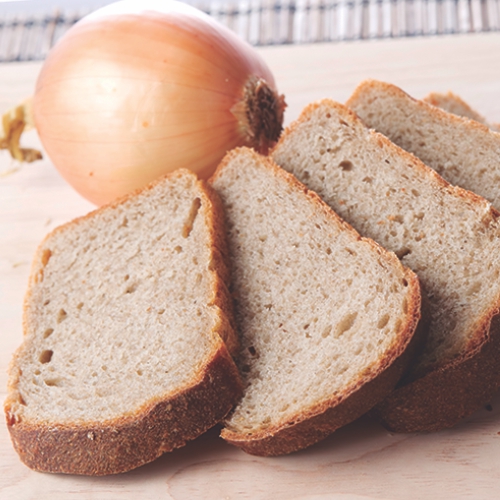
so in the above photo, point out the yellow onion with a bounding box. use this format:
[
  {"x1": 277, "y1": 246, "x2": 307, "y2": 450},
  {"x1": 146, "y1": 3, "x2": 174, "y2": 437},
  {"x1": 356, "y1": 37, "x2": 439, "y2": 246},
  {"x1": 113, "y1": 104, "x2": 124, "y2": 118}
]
[{"x1": 33, "y1": 0, "x2": 285, "y2": 205}]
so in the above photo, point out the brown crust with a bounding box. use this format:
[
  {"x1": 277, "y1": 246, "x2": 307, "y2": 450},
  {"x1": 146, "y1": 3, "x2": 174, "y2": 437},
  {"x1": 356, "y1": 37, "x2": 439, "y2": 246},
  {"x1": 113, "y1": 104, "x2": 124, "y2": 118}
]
[
  {"x1": 6, "y1": 346, "x2": 242, "y2": 475},
  {"x1": 274, "y1": 97, "x2": 500, "y2": 432},
  {"x1": 5, "y1": 169, "x2": 243, "y2": 475},
  {"x1": 370, "y1": 306, "x2": 500, "y2": 432},
  {"x1": 422, "y1": 91, "x2": 487, "y2": 123},
  {"x1": 197, "y1": 173, "x2": 240, "y2": 356},
  {"x1": 212, "y1": 147, "x2": 424, "y2": 455},
  {"x1": 346, "y1": 79, "x2": 497, "y2": 138}
]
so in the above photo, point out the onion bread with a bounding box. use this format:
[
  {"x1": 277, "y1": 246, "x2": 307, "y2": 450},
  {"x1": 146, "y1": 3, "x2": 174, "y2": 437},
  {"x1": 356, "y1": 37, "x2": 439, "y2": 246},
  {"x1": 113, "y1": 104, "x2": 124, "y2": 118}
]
[
  {"x1": 4, "y1": 169, "x2": 242, "y2": 475},
  {"x1": 271, "y1": 100, "x2": 500, "y2": 432},
  {"x1": 346, "y1": 79, "x2": 500, "y2": 208},
  {"x1": 211, "y1": 147, "x2": 422, "y2": 455},
  {"x1": 423, "y1": 91, "x2": 500, "y2": 131}
]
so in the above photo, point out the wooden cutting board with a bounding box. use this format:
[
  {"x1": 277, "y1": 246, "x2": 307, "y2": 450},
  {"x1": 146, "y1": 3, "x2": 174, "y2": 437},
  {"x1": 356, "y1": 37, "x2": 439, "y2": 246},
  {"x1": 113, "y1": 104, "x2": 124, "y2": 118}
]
[{"x1": 1, "y1": 32, "x2": 500, "y2": 500}]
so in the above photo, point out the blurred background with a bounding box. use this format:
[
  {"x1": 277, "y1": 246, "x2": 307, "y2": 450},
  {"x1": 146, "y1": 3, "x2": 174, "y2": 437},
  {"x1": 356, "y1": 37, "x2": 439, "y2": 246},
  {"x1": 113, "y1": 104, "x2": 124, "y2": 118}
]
[{"x1": 0, "y1": 0, "x2": 499, "y2": 61}]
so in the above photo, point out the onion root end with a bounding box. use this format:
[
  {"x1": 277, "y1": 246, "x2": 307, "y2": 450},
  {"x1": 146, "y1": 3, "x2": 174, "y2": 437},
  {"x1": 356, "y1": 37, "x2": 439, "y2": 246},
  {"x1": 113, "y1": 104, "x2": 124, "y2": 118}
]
[{"x1": 231, "y1": 77, "x2": 286, "y2": 155}]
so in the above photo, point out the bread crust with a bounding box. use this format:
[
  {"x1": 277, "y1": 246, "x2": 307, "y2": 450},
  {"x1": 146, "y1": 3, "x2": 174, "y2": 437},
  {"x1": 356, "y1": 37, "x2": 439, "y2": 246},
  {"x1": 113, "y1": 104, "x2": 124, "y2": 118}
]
[
  {"x1": 5, "y1": 169, "x2": 243, "y2": 474},
  {"x1": 274, "y1": 97, "x2": 500, "y2": 433},
  {"x1": 6, "y1": 345, "x2": 242, "y2": 475},
  {"x1": 214, "y1": 148, "x2": 424, "y2": 455},
  {"x1": 347, "y1": 79, "x2": 496, "y2": 137},
  {"x1": 370, "y1": 306, "x2": 500, "y2": 432}
]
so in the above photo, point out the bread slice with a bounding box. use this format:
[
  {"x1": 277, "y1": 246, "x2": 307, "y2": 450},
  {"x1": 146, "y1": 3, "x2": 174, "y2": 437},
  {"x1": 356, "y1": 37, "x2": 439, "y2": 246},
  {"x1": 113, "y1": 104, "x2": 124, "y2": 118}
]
[
  {"x1": 423, "y1": 91, "x2": 500, "y2": 131},
  {"x1": 271, "y1": 99, "x2": 500, "y2": 433},
  {"x1": 210, "y1": 147, "x2": 422, "y2": 455},
  {"x1": 346, "y1": 79, "x2": 500, "y2": 209},
  {"x1": 4, "y1": 169, "x2": 242, "y2": 475}
]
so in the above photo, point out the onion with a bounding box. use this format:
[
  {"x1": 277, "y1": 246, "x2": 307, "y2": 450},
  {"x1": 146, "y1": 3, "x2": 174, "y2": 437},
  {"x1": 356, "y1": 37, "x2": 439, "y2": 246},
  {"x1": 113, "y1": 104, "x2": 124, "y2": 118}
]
[{"x1": 31, "y1": 0, "x2": 285, "y2": 205}]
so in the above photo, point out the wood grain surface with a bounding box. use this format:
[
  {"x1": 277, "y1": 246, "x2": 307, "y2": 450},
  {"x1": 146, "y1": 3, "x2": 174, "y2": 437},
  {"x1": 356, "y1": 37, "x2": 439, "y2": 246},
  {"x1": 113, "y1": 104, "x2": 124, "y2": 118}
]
[{"x1": 1, "y1": 32, "x2": 500, "y2": 499}]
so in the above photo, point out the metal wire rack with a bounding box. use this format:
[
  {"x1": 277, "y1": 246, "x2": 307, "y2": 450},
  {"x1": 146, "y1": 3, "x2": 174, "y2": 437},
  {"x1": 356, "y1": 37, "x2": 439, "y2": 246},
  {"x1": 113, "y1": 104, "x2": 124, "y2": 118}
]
[{"x1": 1, "y1": 0, "x2": 499, "y2": 62}]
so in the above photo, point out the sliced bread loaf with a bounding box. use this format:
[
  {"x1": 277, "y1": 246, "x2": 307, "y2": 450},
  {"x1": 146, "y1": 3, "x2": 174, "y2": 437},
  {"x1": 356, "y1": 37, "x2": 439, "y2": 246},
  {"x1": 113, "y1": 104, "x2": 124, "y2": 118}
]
[
  {"x1": 4, "y1": 169, "x2": 242, "y2": 475},
  {"x1": 423, "y1": 91, "x2": 500, "y2": 131},
  {"x1": 271, "y1": 99, "x2": 500, "y2": 432},
  {"x1": 346, "y1": 80, "x2": 500, "y2": 208},
  {"x1": 210, "y1": 147, "x2": 422, "y2": 455}
]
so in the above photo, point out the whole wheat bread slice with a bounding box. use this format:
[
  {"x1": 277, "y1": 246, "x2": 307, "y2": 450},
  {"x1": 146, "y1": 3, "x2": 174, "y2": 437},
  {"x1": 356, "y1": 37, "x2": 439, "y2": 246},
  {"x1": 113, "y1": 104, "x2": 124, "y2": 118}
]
[
  {"x1": 423, "y1": 91, "x2": 500, "y2": 131},
  {"x1": 271, "y1": 99, "x2": 500, "y2": 433},
  {"x1": 346, "y1": 80, "x2": 500, "y2": 208},
  {"x1": 4, "y1": 169, "x2": 242, "y2": 475},
  {"x1": 210, "y1": 147, "x2": 422, "y2": 455}
]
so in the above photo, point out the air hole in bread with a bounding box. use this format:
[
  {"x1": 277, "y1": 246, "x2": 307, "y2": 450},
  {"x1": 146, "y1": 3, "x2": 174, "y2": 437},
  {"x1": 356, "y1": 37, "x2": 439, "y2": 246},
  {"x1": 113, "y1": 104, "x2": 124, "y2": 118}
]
[
  {"x1": 44, "y1": 378, "x2": 62, "y2": 387},
  {"x1": 321, "y1": 326, "x2": 332, "y2": 338},
  {"x1": 411, "y1": 189, "x2": 420, "y2": 197},
  {"x1": 395, "y1": 247, "x2": 412, "y2": 259},
  {"x1": 57, "y1": 309, "x2": 67, "y2": 323},
  {"x1": 136, "y1": 369, "x2": 143, "y2": 376},
  {"x1": 377, "y1": 314, "x2": 390, "y2": 329},
  {"x1": 335, "y1": 312, "x2": 358, "y2": 338},
  {"x1": 39, "y1": 350, "x2": 53, "y2": 364},
  {"x1": 43, "y1": 328, "x2": 54, "y2": 339},
  {"x1": 402, "y1": 297, "x2": 409, "y2": 314},
  {"x1": 339, "y1": 160, "x2": 353, "y2": 171},
  {"x1": 468, "y1": 282, "x2": 482, "y2": 295},
  {"x1": 76, "y1": 302, "x2": 84, "y2": 310},
  {"x1": 362, "y1": 176, "x2": 373, "y2": 183},
  {"x1": 402, "y1": 279, "x2": 409, "y2": 287},
  {"x1": 174, "y1": 246, "x2": 183, "y2": 253},
  {"x1": 182, "y1": 197, "x2": 201, "y2": 238},
  {"x1": 43, "y1": 299, "x2": 50, "y2": 306},
  {"x1": 389, "y1": 214, "x2": 404, "y2": 224},
  {"x1": 345, "y1": 248, "x2": 357, "y2": 256},
  {"x1": 120, "y1": 217, "x2": 128, "y2": 228},
  {"x1": 124, "y1": 274, "x2": 129, "y2": 281},
  {"x1": 247, "y1": 346, "x2": 257, "y2": 356},
  {"x1": 41, "y1": 249, "x2": 52, "y2": 267},
  {"x1": 125, "y1": 283, "x2": 137, "y2": 294}
]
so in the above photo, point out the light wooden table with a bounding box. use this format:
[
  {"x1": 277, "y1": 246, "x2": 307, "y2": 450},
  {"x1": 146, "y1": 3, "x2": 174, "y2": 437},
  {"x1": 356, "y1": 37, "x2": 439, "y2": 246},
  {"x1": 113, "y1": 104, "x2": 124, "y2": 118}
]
[{"x1": 1, "y1": 33, "x2": 500, "y2": 500}]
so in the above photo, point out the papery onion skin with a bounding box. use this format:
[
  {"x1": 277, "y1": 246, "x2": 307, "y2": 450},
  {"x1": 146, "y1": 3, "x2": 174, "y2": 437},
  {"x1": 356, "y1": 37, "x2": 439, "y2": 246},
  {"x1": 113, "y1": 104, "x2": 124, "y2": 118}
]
[{"x1": 34, "y1": 0, "x2": 285, "y2": 205}]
